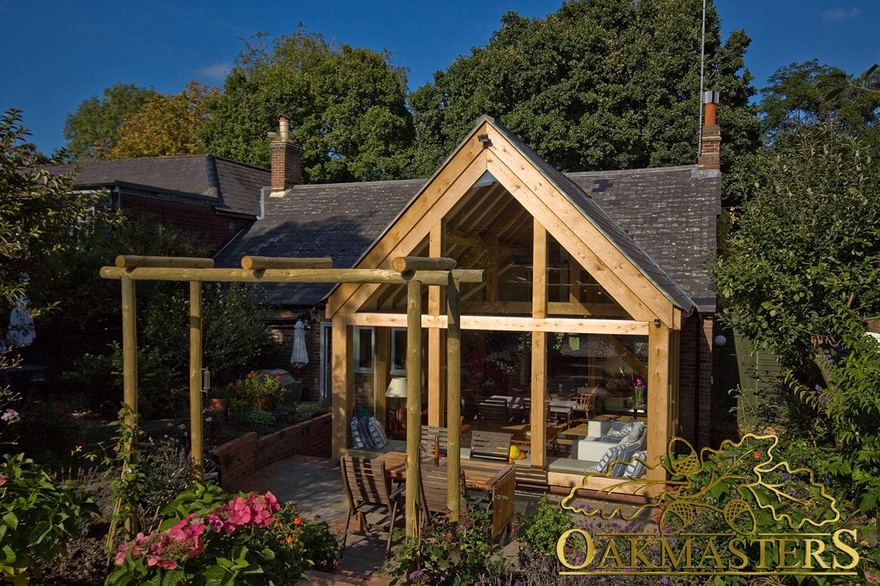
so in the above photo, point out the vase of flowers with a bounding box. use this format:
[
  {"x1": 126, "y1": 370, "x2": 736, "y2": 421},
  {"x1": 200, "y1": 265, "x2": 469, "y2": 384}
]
[
  {"x1": 632, "y1": 376, "x2": 646, "y2": 408},
  {"x1": 233, "y1": 371, "x2": 286, "y2": 411}
]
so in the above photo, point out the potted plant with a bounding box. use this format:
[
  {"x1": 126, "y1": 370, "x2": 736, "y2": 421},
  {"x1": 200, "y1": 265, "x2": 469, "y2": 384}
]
[
  {"x1": 632, "y1": 376, "x2": 646, "y2": 408},
  {"x1": 207, "y1": 386, "x2": 235, "y2": 415},
  {"x1": 233, "y1": 371, "x2": 286, "y2": 411}
]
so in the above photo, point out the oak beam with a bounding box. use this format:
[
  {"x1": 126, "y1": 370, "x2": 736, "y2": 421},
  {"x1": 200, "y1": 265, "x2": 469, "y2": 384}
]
[
  {"x1": 240, "y1": 256, "x2": 333, "y2": 270},
  {"x1": 100, "y1": 266, "x2": 482, "y2": 286},
  {"x1": 343, "y1": 312, "x2": 650, "y2": 335},
  {"x1": 115, "y1": 255, "x2": 214, "y2": 269}
]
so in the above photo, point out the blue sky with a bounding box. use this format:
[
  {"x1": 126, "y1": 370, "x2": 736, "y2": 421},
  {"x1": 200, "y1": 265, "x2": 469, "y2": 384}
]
[{"x1": 1, "y1": 0, "x2": 878, "y2": 155}]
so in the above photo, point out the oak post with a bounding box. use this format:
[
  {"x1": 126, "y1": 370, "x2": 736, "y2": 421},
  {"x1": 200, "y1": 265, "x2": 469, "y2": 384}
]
[
  {"x1": 446, "y1": 275, "x2": 462, "y2": 521},
  {"x1": 405, "y1": 278, "x2": 423, "y2": 537},
  {"x1": 189, "y1": 281, "x2": 204, "y2": 481},
  {"x1": 120, "y1": 275, "x2": 138, "y2": 534}
]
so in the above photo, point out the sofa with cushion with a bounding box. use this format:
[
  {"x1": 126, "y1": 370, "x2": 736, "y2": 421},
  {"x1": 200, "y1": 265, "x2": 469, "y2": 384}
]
[{"x1": 572, "y1": 420, "x2": 646, "y2": 462}]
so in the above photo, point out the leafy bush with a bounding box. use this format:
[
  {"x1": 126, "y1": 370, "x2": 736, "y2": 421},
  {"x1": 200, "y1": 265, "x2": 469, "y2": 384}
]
[
  {"x1": 391, "y1": 506, "x2": 508, "y2": 585},
  {"x1": 0, "y1": 453, "x2": 98, "y2": 583},
  {"x1": 245, "y1": 409, "x2": 276, "y2": 431}
]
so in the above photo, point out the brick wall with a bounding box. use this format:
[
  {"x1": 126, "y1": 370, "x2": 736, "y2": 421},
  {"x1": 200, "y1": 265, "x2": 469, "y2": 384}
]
[
  {"x1": 120, "y1": 188, "x2": 253, "y2": 254},
  {"x1": 270, "y1": 140, "x2": 303, "y2": 192},
  {"x1": 217, "y1": 412, "x2": 331, "y2": 491},
  {"x1": 676, "y1": 313, "x2": 714, "y2": 448}
]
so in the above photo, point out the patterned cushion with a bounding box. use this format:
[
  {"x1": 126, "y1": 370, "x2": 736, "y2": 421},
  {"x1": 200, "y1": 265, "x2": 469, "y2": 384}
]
[
  {"x1": 350, "y1": 416, "x2": 366, "y2": 449},
  {"x1": 357, "y1": 417, "x2": 376, "y2": 449},
  {"x1": 367, "y1": 417, "x2": 388, "y2": 449},
  {"x1": 609, "y1": 443, "x2": 642, "y2": 477},
  {"x1": 595, "y1": 444, "x2": 627, "y2": 473},
  {"x1": 624, "y1": 451, "x2": 648, "y2": 479},
  {"x1": 619, "y1": 422, "x2": 645, "y2": 445},
  {"x1": 601, "y1": 421, "x2": 635, "y2": 443}
]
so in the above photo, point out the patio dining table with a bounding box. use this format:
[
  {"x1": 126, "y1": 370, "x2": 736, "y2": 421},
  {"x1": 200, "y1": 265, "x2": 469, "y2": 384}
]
[{"x1": 376, "y1": 451, "x2": 516, "y2": 539}]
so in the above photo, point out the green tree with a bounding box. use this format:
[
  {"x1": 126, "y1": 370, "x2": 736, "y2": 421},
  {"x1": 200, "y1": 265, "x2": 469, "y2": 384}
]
[
  {"x1": 409, "y1": 0, "x2": 760, "y2": 178},
  {"x1": 200, "y1": 30, "x2": 415, "y2": 183},
  {"x1": 714, "y1": 124, "x2": 880, "y2": 514},
  {"x1": 758, "y1": 60, "x2": 880, "y2": 143},
  {"x1": 63, "y1": 82, "x2": 159, "y2": 160},
  {"x1": 0, "y1": 109, "x2": 114, "y2": 306},
  {"x1": 109, "y1": 81, "x2": 218, "y2": 158}
]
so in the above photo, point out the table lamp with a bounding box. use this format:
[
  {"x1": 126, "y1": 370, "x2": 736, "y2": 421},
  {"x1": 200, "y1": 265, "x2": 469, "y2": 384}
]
[{"x1": 385, "y1": 377, "x2": 408, "y2": 439}]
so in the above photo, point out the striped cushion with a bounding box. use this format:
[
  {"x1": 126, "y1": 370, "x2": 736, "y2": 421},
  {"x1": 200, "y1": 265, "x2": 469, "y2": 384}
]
[
  {"x1": 357, "y1": 417, "x2": 376, "y2": 448},
  {"x1": 350, "y1": 416, "x2": 366, "y2": 449},
  {"x1": 596, "y1": 444, "x2": 626, "y2": 473},
  {"x1": 624, "y1": 451, "x2": 647, "y2": 479},
  {"x1": 609, "y1": 443, "x2": 642, "y2": 477},
  {"x1": 367, "y1": 417, "x2": 388, "y2": 448}
]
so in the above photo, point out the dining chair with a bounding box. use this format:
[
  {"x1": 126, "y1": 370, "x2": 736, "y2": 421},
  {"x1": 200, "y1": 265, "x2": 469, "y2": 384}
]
[
  {"x1": 339, "y1": 455, "x2": 405, "y2": 557},
  {"x1": 419, "y1": 465, "x2": 468, "y2": 530},
  {"x1": 469, "y1": 430, "x2": 513, "y2": 462}
]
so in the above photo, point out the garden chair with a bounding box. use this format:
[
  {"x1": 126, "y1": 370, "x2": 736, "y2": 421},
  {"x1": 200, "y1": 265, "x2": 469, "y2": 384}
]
[
  {"x1": 419, "y1": 465, "x2": 468, "y2": 530},
  {"x1": 339, "y1": 455, "x2": 405, "y2": 557},
  {"x1": 469, "y1": 430, "x2": 512, "y2": 462}
]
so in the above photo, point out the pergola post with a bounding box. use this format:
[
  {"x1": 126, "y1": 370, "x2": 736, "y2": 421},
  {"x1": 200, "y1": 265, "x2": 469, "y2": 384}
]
[
  {"x1": 446, "y1": 275, "x2": 462, "y2": 521},
  {"x1": 405, "y1": 278, "x2": 423, "y2": 537},
  {"x1": 189, "y1": 281, "x2": 204, "y2": 481},
  {"x1": 120, "y1": 275, "x2": 138, "y2": 534}
]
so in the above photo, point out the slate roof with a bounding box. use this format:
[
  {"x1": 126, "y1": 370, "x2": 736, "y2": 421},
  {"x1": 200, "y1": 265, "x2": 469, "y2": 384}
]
[
  {"x1": 216, "y1": 150, "x2": 719, "y2": 314},
  {"x1": 568, "y1": 166, "x2": 720, "y2": 313},
  {"x1": 215, "y1": 179, "x2": 425, "y2": 306},
  {"x1": 48, "y1": 155, "x2": 267, "y2": 216}
]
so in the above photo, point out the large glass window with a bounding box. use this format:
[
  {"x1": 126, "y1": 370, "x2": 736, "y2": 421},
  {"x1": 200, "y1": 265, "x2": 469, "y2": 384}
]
[
  {"x1": 390, "y1": 328, "x2": 406, "y2": 375},
  {"x1": 353, "y1": 326, "x2": 374, "y2": 373}
]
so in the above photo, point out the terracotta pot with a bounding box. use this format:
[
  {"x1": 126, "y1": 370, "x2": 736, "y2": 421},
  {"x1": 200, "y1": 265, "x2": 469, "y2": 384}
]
[
  {"x1": 209, "y1": 398, "x2": 229, "y2": 415},
  {"x1": 254, "y1": 394, "x2": 274, "y2": 412}
]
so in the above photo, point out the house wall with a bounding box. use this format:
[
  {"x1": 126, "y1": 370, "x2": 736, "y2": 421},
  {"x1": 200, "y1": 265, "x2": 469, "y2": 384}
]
[
  {"x1": 676, "y1": 313, "x2": 714, "y2": 448},
  {"x1": 119, "y1": 188, "x2": 252, "y2": 254},
  {"x1": 266, "y1": 317, "x2": 323, "y2": 400}
]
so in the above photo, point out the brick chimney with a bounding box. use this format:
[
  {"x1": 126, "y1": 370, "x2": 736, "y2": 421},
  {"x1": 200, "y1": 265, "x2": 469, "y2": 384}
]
[
  {"x1": 270, "y1": 115, "x2": 303, "y2": 193},
  {"x1": 697, "y1": 91, "x2": 720, "y2": 171}
]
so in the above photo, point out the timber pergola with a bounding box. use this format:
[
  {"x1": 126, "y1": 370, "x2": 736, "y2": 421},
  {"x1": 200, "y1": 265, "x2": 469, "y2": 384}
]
[
  {"x1": 328, "y1": 116, "x2": 693, "y2": 493},
  {"x1": 101, "y1": 254, "x2": 482, "y2": 536}
]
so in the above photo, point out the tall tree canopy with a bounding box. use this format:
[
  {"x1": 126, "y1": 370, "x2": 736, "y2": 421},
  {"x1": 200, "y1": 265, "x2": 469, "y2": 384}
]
[
  {"x1": 409, "y1": 0, "x2": 760, "y2": 177},
  {"x1": 109, "y1": 82, "x2": 218, "y2": 159},
  {"x1": 758, "y1": 60, "x2": 880, "y2": 143},
  {"x1": 199, "y1": 31, "x2": 415, "y2": 183},
  {"x1": 62, "y1": 82, "x2": 159, "y2": 160}
]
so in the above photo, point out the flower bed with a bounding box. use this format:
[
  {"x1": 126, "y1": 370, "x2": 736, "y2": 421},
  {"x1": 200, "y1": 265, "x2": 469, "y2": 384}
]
[{"x1": 215, "y1": 412, "x2": 332, "y2": 491}]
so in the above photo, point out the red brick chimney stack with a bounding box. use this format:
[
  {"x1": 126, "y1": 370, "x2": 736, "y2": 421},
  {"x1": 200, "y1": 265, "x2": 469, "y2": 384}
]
[
  {"x1": 697, "y1": 91, "x2": 720, "y2": 171},
  {"x1": 270, "y1": 114, "x2": 303, "y2": 194}
]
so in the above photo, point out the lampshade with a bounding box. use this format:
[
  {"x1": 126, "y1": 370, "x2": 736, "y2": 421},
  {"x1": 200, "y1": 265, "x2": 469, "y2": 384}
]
[{"x1": 385, "y1": 377, "x2": 408, "y2": 398}]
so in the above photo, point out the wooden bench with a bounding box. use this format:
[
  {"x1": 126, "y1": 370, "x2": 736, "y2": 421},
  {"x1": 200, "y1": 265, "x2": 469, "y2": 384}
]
[{"x1": 470, "y1": 430, "x2": 512, "y2": 462}]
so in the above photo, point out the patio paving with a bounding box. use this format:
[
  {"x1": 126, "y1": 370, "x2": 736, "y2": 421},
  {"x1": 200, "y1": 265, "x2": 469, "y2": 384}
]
[{"x1": 232, "y1": 454, "x2": 544, "y2": 585}]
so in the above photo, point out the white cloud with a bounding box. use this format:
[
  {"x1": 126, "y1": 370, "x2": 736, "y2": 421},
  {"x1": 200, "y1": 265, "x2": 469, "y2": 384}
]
[
  {"x1": 196, "y1": 62, "x2": 232, "y2": 80},
  {"x1": 820, "y1": 7, "x2": 861, "y2": 21}
]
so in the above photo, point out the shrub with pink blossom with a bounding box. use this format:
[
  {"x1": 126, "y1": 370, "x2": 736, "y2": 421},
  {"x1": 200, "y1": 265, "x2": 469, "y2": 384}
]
[{"x1": 107, "y1": 484, "x2": 335, "y2": 585}]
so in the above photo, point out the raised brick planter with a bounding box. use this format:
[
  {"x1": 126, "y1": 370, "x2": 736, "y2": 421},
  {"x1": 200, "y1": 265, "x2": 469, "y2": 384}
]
[{"x1": 215, "y1": 412, "x2": 331, "y2": 490}]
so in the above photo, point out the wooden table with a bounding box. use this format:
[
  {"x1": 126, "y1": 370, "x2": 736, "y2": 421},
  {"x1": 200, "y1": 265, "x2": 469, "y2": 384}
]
[
  {"x1": 558, "y1": 422, "x2": 592, "y2": 439},
  {"x1": 377, "y1": 452, "x2": 516, "y2": 539}
]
